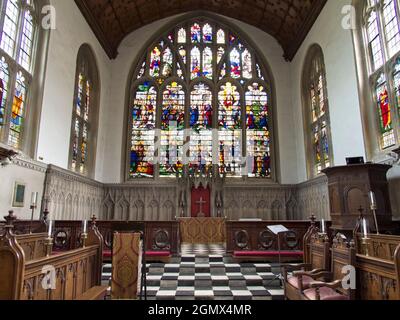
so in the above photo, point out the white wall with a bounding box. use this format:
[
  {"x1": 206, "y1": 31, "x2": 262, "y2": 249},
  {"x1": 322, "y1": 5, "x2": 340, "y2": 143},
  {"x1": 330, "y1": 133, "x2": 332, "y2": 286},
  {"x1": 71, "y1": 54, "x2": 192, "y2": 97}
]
[
  {"x1": 0, "y1": 157, "x2": 47, "y2": 220},
  {"x1": 291, "y1": 0, "x2": 366, "y2": 182},
  {"x1": 100, "y1": 14, "x2": 298, "y2": 184},
  {"x1": 36, "y1": 0, "x2": 111, "y2": 181}
]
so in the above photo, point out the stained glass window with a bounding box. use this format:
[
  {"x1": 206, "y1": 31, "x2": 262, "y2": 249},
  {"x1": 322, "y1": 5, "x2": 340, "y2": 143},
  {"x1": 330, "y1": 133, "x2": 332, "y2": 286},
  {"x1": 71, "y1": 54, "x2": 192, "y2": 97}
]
[
  {"x1": 162, "y1": 47, "x2": 173, "y2": 77},
  {"x1": 178, "y1": 28, "x2": 186, "y2": 43},
  {"x1": 160, "y1": 82, "x2": 185, "y2": 177},
  {"x1": 190, "y1": 83, "x2": 213, "y2": 173},
  {"x1": 242, "y1": 49, "x2": 253, "y2": 79},
  {"x1": 218, "y1": 82, "x2": 242, "y2": 176},
  {"x1": 230, "y1": 48, "x2": 241, "y2": 78},
  {"x1": 303, "y1": 45, "x2": 332, "y2": 177},
  {"x1": 217, "y1": 29, "x2": 225, "y2": 44},
  {"x1": 203, "y1": 47, "x2": 213, "y2": 79},
  {"x1": 8, "y1": 71, "x2": 26, "y2": 148},
  {"x1": 246, "y1": 83, "x2": 270, "y2": 177},
  {"x1": 191, "y1": 24, "x2": 201, "y2": 43},
  {"x1": 131, "y1": 82, "x2": 156, "y2": 177},
  {"x1": 203, "y1": 24, "x2": 213, "y2": 43},
  {"x1": 393, "y1": 59, "x2": 400, "y2": 119},
  {"x1": 0, "y1": 57, "x2": 9, "y2": 127},
  {"x1": 362, "y1": 1, "x2": 400, "y2": 151},
  {"x1": 69, "y1": 45, "x2": 99, "y2": 176},
  {"x1": 0, "y1": 0, "x2": 20, "y2": 57},
  {"x1": 191, "y1": 47, "x2": 201, "y2": 79},
  {"x1": 0, "y1": 0, "x2": 37, "y2": 150},
  {"x1": 376, "y1": 74, "x2": 395, "y2": 148},
  {"x1": 150, "y1": 47, "x2": 161, "y2": 77},
  {"x1": 128, "y1": 18, "x2": 272, "y2": 179},
  {"x1": 382, "y1": 0, "x2": 400, "y2": 58}
]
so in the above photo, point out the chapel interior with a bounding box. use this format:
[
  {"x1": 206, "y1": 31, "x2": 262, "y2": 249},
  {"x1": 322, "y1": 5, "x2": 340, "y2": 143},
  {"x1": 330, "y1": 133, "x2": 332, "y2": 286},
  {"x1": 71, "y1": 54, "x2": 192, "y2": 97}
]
[{"x1": 1, "y1": 0, "x2": 400, "y2": 301}]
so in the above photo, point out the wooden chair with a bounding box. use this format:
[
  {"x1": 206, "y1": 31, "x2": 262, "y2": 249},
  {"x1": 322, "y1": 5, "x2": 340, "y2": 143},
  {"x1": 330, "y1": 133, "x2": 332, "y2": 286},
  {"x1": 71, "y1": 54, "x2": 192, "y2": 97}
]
[
  {"x1": 301, "y1": 234, "x2": 356, "y2": 301},
  {"x1": 283, "y1": 230, "x2": 331, "y2": 300}
]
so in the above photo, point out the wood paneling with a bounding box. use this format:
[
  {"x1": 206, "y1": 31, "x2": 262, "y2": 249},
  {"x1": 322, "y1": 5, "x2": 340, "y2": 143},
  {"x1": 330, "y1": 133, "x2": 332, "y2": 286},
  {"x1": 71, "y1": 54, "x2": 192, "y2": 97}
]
[
  {"x1": 323, "y1": 164, "x2": 394, "y2": 233},
  {"x1": 179, "y1": 218, "x2": 226, "y2": 243},
  {"x1": 226, "y1": 220, "x2": 315, "y2": 254},
  {"x1": 74, "y1": 0, "x2": 327, "y2": 61}
]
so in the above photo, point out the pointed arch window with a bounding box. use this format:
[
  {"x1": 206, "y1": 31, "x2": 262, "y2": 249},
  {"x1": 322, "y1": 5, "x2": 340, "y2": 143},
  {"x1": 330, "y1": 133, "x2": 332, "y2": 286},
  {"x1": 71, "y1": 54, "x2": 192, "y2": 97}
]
[
  {"x1": 0, "y1": 0, "x2": 38, "y2": 150},
  {"x1": 302, "y1": 45, "x2": 333, "y2": 177},
  {"x1": 69, "y1": 45, "x2": 100, "y2": 177},
  {"x1": 127, "y1": 18, "x2": 274, "y2": 180},
  {"x1": 361, "y1": 0, "x2": 400, "y2": 152}
]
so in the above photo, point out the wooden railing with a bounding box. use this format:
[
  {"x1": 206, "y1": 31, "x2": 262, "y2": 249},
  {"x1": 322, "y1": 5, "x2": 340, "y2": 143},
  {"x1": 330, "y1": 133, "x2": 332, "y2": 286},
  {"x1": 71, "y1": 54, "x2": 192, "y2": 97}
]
[
  {"x1": 354, "y1": 233, "x2": 400, "y2": 300},
  {"x1": 0, "y1": 213, "x2": 104, "y2": 300},
  {"x1": 16, "y1": 233, "x2": 51, "y2": 261},
  {"x1": 13, "y1": 219, "x2": 180, "y2": 254},
  {"x1": 226, "y1": 220, "x2": 323, "y2": 254}
]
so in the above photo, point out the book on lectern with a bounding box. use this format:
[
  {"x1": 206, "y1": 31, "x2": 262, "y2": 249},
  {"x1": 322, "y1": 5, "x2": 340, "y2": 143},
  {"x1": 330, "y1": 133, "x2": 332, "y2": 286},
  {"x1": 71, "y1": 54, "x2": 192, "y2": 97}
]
[{"x1": 267, "y1": 225, "x2": 289, "y2": 235}]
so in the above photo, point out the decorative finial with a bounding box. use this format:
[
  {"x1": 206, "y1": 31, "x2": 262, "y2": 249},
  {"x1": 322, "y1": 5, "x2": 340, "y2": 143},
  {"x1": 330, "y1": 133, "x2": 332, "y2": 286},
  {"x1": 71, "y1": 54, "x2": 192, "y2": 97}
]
[
  {"x1": 91, "y1": 214, "x2": 97, "y2": 226},
  {"x1": 4, "y1": 210, "x2": 17, "y2": 227},
  {"x1": 310, "y1": 214, "x2": 316, "y2": 225}
]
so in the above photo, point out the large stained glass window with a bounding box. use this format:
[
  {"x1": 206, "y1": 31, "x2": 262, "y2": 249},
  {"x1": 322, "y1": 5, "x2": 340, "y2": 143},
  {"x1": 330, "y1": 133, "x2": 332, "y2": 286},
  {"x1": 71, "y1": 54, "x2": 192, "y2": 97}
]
[
  {"x1": 128, "y1": 18, "x2": 272, "y2": 179},
  {"x1": 362, "y1": 0, "x2": 400, "y2": 153},
  {"x1": 69, "y1": 45, "x2": 99, "y2": 177},
  {"x1": 303, "y1": 45, "x2": 332, "y2": 177},
  {"x1": 0, "y1": 0, "x2": 37, "y2": 149}
]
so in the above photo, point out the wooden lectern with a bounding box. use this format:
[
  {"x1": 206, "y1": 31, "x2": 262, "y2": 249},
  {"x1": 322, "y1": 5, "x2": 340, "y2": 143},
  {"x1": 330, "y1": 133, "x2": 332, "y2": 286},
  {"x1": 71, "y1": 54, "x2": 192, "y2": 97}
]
[{"x1": 322, "y1": 164, "x2": 393, "y2": 234}]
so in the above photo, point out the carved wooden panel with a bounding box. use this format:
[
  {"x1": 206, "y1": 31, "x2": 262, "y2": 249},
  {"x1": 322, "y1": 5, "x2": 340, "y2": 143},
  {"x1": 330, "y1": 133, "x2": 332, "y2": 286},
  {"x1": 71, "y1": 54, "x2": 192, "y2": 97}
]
[{"x1": 179, "y1": 218, "x2": 226, "y2": 243}]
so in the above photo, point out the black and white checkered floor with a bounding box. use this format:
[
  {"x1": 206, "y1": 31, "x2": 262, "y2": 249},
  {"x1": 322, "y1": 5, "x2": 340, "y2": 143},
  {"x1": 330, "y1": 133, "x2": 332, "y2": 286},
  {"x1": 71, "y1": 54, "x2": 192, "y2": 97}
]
[{"x1": 102, "y1": 244, "x2": 285, "y2": 300}]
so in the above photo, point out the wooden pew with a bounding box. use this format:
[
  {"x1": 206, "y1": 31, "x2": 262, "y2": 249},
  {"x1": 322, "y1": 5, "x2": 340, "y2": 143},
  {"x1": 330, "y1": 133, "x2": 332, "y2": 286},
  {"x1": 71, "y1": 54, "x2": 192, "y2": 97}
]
[
  {"x1": 0, "y1": 212, "x2": 107, "y2": 300},
  {"x1": 16, "y1": 233, "x2": 51, "y2": 261},
  {"x1": 300, "y1": 234, "x2": 356, "y2": 301},
  {"x1": 283, "y1": 228, "x2": 331, "y2": 300},
  {"x1": 354, "y1": 233, "x2": 400, "y2": 300}
]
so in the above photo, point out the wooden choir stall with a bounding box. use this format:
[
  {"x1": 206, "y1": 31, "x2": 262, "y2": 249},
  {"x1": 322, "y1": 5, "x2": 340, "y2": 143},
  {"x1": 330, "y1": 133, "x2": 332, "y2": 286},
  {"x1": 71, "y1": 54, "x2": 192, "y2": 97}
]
[{"x1": 0, "y1": 212, "x2": 107, "y2": 300}]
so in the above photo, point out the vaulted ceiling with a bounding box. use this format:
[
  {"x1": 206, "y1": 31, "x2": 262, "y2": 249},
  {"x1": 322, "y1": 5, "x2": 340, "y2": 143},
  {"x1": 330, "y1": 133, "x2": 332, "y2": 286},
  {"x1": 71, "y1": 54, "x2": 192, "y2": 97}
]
[{"x1": 74, "y1": 0, "x2": 327, "y2": 61}]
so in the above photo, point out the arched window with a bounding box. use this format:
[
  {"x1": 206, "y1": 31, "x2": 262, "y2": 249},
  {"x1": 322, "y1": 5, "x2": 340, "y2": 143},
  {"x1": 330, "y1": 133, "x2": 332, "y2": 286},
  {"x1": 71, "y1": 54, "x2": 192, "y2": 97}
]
[
  {"x1": 302, "y1": 45, "x2": 333, "y2": 178},
  {"x1": 127, "y1": 17, "x2": 274, "y2": 180},
  {"x1": 0, "y1": 0, "x2": 37, "y2": 150},
  {"x1": 362, "y1": 0, "x2": 400, "y2": 151},
  {"x1": 69, "y1": 44, "x2": 100, "y2": 177}
]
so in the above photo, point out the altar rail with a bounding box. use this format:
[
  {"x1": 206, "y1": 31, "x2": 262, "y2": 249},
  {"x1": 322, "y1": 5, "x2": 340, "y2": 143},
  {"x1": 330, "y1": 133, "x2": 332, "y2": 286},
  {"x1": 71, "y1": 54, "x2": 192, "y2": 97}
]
[
  {"x1": 13, "y1": 220, "x2": 179, "y2": 254},
  {"x1": 225, "y1": 220, "x2": 321, "y2": 253}
]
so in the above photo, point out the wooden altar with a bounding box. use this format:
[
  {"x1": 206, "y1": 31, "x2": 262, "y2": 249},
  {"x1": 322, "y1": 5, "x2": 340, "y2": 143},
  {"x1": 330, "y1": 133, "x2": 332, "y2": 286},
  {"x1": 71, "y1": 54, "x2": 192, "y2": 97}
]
[{"x1": 178, "y1": 218, "x2": 226, "y2": 244}]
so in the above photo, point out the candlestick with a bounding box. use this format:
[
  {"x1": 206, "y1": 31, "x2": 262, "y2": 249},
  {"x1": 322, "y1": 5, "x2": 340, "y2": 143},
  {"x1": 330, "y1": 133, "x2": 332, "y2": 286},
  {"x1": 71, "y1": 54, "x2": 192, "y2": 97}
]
[
  {"x1": 31, "y1": 192, "x2": 38, "y2": 207},
  {"x1": 369, "y1": 191, "x2": 377, "y2": 209},
  {"x1": 47, "y1": 220, "x2": 53, "y2": 238},
  {"x1": 321, "y1": 219, "x2": 326, "y2": 234},
  {"x1": 362, "y1": 218, "x2": 368, "y2": 238}
]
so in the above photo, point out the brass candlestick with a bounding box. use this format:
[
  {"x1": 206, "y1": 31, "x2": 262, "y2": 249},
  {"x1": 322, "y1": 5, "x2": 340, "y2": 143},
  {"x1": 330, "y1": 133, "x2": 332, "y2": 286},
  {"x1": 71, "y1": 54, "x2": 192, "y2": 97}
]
[
  {"x1": 362, "y1": 237, "x2": 371, "y2": 257},
  {"x1": 45, "y1": 237, "x2": 53, "y2": 257},
  {"x1": 81, "y1": 233, "x2": 88, "y2": 248},
  {"x1": 29, "y1": 204, "x2": 37, "y2": 234},
  {"x1": 370, "y1": 203, "x2": 380, "y2": 235}
]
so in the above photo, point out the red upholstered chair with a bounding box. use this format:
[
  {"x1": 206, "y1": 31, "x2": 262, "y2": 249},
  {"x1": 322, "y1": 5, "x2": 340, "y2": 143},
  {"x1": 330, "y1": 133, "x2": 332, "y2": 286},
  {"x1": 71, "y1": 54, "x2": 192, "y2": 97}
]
[
  {"x1": 283, "y1": 231, "x2": 331, "y2": 300},
  {"x1": 301, "y1": 234, "x2": 356, "y2": 301}
]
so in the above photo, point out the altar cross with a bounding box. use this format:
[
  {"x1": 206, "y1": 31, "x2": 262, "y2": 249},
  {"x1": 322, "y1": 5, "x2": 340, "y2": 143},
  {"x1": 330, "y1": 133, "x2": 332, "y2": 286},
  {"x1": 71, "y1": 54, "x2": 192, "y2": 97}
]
[{"x1": 196, "y1": 197, "x2": 206, "y2": 217}]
